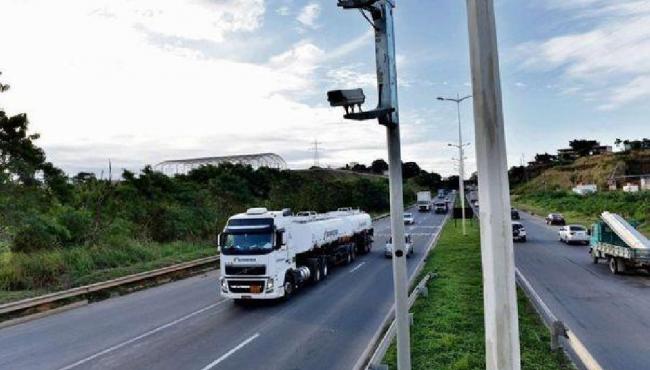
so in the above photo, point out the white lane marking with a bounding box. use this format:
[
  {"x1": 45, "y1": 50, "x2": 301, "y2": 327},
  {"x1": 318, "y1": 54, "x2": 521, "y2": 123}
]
[
  {"x1": 58, "y1": 300, "x2": 229, "y2": 370},
  {"x1": 199, "y1": 333, "x2": 260, "y2": 370},
  {"x1": 349, "y1": 262, "x2": 366, "y2": 273}
]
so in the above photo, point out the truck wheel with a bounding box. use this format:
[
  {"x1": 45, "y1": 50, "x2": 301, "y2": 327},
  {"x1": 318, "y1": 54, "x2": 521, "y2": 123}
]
[
  {"x1": 321, "y1": 259, "x2": 329, "y2": 279},
  {"x1": 307, "y1": 259, "x2": 321, "y2": 283},
  {"x1": 609, "y1": 258, "x2": 619, "y2": 274},
  {"x1": 283, "y1": 275, "x2": 295, "y2": 299},
  {"x1": 521, "y1": 236, "x2": 526, "y2": 242}
]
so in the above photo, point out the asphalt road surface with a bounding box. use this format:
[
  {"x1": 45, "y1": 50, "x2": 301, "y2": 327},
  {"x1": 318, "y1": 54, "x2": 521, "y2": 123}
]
[
  {"x1": 515, "y1": 212, "x2": 650, "y2": 370},
  {"x1": 0, "y1": 206, "x2": 448, "y2": 370}
]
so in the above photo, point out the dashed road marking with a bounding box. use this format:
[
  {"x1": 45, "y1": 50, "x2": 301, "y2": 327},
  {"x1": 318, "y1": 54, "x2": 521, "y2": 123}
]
[
  {"x1": 199, "y1": 333, "x2": 260, "y2": 370},
  {"x1": 58, "y1": 300, "x2": 229, "y2": 370},
  {"x1": 350, "y1": 262, "x2": 366, "y2": 273}
]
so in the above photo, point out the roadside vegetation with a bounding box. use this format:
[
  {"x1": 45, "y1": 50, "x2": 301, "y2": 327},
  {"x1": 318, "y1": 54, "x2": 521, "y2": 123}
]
[
  {"x1": 384, "y1": 222, "x2": 572, "y2": 370},
  {"x1": 0, "y1": 108, "x2": 446, "y2": 303},
  {"x1": 509, "y1": 145, "x2": 649, "y2": 236},
  {"x1": 513, "y1": 191, "x2": 650, "y2": 236}
]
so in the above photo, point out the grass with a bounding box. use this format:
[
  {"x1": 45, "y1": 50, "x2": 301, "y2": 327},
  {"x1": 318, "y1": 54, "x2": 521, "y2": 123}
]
[
  {"x1": 513, "y1": 191, "x2": 649, "y2": 237},
  {"x1": 383, "y1": 222, "x2": 572, "y2": 370},
  {"x1": 0, "y1": 241, "x2": 216, "y2": 304}
]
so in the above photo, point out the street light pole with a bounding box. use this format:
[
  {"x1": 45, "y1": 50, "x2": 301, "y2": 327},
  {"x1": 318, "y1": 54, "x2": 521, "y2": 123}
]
[
  {"x1": 437, "y1": 94, "x2": 472, "y2": 235},
  {"x1": 327, "y1": 1, "x2": 410, "y2": 369},
  {"x1": 466, "y1": 0, "x2": 521, "y2": 369}
]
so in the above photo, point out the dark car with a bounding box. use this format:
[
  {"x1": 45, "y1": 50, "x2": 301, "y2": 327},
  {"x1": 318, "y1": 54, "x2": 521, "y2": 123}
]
[
  {"x1": 511, "y1": 208, "x2": 520, "y2": 220},
  {"x1": 545, "y1": 213, "x2": 566, "y2": 226}
]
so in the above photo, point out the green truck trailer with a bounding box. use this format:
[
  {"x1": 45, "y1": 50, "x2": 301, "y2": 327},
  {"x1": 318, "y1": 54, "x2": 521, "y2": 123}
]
[{"x1": 590, "y1": 212, "x2": 650, "y2": 274}]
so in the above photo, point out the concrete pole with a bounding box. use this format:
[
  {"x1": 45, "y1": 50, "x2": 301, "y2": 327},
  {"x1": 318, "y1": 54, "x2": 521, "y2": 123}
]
[
  {"x1": 373, "y1": 2, "x2": 412, "y2": 369},
  {"x1": 456, "y1": 95, "x2": 467, "y2": 236},
  {"x1": 465, "y1": 0, "x2": 521, "y2": 369}
]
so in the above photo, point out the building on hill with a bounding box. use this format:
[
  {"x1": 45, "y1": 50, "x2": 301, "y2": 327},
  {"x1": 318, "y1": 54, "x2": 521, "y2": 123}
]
[
  {"x1": 623, "y1": 183, "x2": 640, "y2": 193},
  {"x1": 590, "y1": 145, "x2": 613, "y2": 155},
  {"x1": 573, "y1": 184, "x2": 597, "y2": 195},
  {"x1": 557, "y1": 148, "x2": 578, "y2": 161},
  {"x1": 154, "y1": 152, "x2": 287, "y2": 176}
]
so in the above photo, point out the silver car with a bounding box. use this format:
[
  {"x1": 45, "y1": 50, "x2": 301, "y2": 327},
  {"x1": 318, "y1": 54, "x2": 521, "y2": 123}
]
[
  {"x1": 385, "y1": 234, "x2": 414, "y2": 258},
  {"x1": 403, "y1": 212, "x2": 415, "y2": 225}
]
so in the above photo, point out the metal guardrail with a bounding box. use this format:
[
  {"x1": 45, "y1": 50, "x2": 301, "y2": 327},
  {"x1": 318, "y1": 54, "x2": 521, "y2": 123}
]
[
  {"x1": 365, "y1": 274, "x2": 433, "y2": 370},
  {"x1": 0, "y1": 207, "x2": 409, "y2": 320},
  {"x1": 354, "y1": 208, "x2": 452, "y2": 370},
  {"x1": 0, "y1": 256, "x2": 220, "y2": 316}
]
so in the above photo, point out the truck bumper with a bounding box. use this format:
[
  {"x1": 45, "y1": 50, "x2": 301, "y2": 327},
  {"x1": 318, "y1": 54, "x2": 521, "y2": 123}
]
[{"x1": 220, "y1": 277, "x2": 284, "y2": 300}]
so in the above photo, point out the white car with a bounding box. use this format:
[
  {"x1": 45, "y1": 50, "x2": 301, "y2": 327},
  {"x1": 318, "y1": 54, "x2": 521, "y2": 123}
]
[
  {"x1": 512, "y1": 221, "x2": 527, "y2": 242},
  {"x1": 385, "y1": 234, "x2": 414, "y2": 258},
  {"x1": 558, "y1": 225, "x2": 590, "y2": 245},
  {"x1": 403, "y1": 213, "x2": 415, "y2": 225}
]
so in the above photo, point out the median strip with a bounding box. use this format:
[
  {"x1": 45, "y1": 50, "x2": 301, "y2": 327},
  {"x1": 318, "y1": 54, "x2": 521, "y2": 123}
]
[{"x1": 381, "y1": 222, "x2": 572, "y2": 369}]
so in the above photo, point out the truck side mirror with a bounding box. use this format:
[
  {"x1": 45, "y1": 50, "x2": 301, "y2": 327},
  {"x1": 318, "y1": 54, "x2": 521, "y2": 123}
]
[
  {"x1": 217, "y1": 233, "x2": 226, "y2": 248},
  {"x1": 275, "y1": 230, "x2": 286, "y2": 249}
]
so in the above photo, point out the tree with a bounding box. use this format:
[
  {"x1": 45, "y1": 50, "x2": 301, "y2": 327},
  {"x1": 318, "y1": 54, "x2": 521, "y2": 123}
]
[
  {"x1": 351, "y1": 163, "x2": 368, "y2": 172},
  {"x1": 534, "y1": 153, "x2": 557, "y2": 164},
  {"x1": 414, "y1": 171, "x2": 442, "y2": 189},
  {"x1": 0, "y1": 111, "x2": 47, "y2": 185},
  {"x1": 569, "y1": 139, "x2": 600, "y2": 157},
  {"x1": 370, "y1": 159, "x2": 389, "y2": 174},
  {"x1": 401, "y1": 161, "x2": 421, "y2": 179}
]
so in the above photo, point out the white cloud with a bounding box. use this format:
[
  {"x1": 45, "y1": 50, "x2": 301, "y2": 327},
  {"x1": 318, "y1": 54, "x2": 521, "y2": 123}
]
[
  {"x1": 0, "y1": 0, "x2": 370, "y2": 174},
  {"x1": 297, "y1": 3, "x2": 321, "y2": 29},
  {"x1": 276, "y1": 6, "x2": 290, "y2": 16},
  {"x1": 517, "y1": 0, "x2": 650, "y2": 109}
]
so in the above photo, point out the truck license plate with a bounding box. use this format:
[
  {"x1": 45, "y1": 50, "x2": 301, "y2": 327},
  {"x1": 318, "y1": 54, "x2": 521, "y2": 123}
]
[{"x1": 250, "y1": 285, "x2": 262, "y2": 293}]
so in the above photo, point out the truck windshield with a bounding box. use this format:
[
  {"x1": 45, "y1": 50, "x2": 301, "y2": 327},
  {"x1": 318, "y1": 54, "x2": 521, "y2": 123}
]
[{"x1": 222, "y1": 233, "x2": 273, "y2": 255}]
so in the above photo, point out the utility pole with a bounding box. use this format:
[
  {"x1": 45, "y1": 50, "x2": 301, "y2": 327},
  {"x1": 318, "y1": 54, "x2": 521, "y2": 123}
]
[
  {"x1": 327, "y1": 1, "x2": 411, "y2": 368},
  {"x1": 437, "y1": 94, "x2": 472, "y2": 235},
  {"x1": 310, "y1": 139, "x2": 322, "y2": 168},
  {"x1": 465, "y1": 1, "x2": 521, "y2": 369}
]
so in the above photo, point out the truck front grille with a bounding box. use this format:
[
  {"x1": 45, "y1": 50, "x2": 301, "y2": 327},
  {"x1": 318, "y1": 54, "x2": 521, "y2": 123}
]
[{"x1": 225, "y1": 265, "x2": 266, "y2": 276}]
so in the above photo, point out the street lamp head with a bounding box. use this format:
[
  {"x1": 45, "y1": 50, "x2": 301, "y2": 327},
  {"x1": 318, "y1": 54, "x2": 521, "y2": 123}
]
[
  {"x1": 447, "y1": 143, "x2": 453, "y2": 147},
  {"x1": 436, "y1": 97, "x2": 445, "y2": 101}
]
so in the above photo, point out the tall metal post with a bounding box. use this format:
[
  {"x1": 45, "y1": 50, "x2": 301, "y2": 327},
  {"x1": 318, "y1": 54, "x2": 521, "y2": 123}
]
[
  {"x1": 437, "y1": 94, "x2": 471, "y2": 235},
  {"x1": 465, "y1": 0, "x2": 521, "y2": 369},
  {"x1": 454, "y1": 95, "x2": 468, "y2": 236},
  {"x1": 328, "y1": 2, "x2": 410, "y2": 367},
  {"x1": 374, "y1": 2, "x2": 411, "y2": 369}
]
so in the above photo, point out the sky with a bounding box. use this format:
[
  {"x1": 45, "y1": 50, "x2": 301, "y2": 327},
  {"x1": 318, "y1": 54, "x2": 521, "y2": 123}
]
[{"x1": 0, "y1": 0, "x2": 648, "y2": 177}]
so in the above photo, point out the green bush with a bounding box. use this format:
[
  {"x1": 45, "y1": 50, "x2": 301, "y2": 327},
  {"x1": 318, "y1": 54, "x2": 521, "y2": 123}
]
[
  {"x1": 56, "y1": 206, "x2": 93, "y2": 246},
  {"x1": 11, "y1": 214, "x2": 70, "y2": 253}
]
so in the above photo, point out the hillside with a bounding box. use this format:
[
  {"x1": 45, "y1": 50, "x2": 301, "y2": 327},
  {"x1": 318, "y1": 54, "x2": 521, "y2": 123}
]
[
  {"x1": 514, "y1": 149, "x2": 650, "y2": 194},
  {"x1": 512, "y1": 149, "x2": 650, "y2": 236}
]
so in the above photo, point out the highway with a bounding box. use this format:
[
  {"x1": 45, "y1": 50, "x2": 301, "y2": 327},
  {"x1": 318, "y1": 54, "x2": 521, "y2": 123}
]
[
  {"x1": 515, "y1": 212, "x2": 650, "y2": 370},
  {"x1": 0, "y1": 206, "x2": 448, "y2": 370}
]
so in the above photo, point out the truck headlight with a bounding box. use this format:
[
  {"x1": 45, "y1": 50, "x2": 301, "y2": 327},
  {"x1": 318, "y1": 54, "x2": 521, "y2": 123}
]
[
  {"x1": 220, "y1": 278, "x2": 228, "y2": 293},
  {"x1": 266, "y1": 278, "x2": 274, "y2": 293}
]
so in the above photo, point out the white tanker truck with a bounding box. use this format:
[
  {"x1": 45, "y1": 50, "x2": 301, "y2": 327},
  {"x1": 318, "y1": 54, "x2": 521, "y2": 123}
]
[{"x1": 217, "y1": 207, "x2": 373, "y2": 302}]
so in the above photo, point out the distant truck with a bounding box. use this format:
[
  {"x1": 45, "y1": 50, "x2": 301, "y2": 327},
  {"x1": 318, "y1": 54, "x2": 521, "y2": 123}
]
[
  {"x1": 417, "y1": 191, "x2": 432, "y2": 212},
  {"x1": 437, "y1": 189, "x2": 445, "y2": 199},
  {"x1": 217, "y1": 207, "x2": 373, "y2": 302},
  {"x1": 590, "y1": 212, "x2": 650, "y2": 274}
]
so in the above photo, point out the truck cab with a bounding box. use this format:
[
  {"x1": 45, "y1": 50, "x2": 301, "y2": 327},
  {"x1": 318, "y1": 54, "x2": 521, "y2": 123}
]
[{"x1": 218, "y1": 209, "x2": 293, "y2": 300}]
